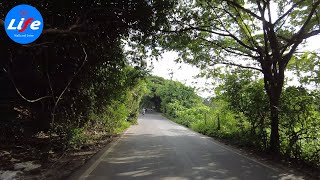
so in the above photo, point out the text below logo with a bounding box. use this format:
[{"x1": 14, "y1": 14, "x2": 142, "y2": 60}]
[{"x1": 4, "y1": 4, "x2": 43, "y2": 44}]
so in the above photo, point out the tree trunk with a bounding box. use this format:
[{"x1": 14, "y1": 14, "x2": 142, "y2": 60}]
[
  {"x1": 262, "y1": 60, "x2": 285, "y2": 156},
  {"x1": 269, "y1": 95, "x2": 280, "y2": 155}
]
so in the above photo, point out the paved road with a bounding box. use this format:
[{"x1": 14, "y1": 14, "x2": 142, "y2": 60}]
[{"x1": 73, "y1": 113, "x2": 305, "y2": 180}]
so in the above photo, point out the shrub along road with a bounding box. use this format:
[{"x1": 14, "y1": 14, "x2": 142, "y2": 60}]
[{"x1": 69, "y1": 113, "x2": 307, "y2": 180}]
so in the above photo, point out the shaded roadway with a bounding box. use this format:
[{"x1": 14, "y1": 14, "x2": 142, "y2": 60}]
[{"x1": 71, "y1": 112, "x2": 306, "y2": 180}]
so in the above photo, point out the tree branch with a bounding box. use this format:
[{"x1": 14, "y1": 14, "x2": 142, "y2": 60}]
[
  {"x1": 51, "y1": 45, "x2": 88, "y2": 127},
  {"x1": 199, "y1": 37, "x2": 259, "y2": 59},
  {"x1": 273, "y1": 0, "x2": 304, "y2": 26},
  {"x1": 303, "y1": 29, "x2": 320, "y2": 39},
  {"x1": 224, "y1": 3, "x2": 260, "y2": 50},
  {"x1": 298, "y1": 0, "x2": 320, "y2": 35},
  {"x1": 224, "y1": 0, "x2": 263, "y2": 21},
  {"x1": 282, "y1": 1, "x2": 320, "y2": 62},
  {"x1": 3, "y1": 67, "x2": 52, "y2": 103},
  {"x1": 219, "y1": 62, "x2": 263, "y2": 72},
  {"x1": 160, "y1": 27, "x2": 230, "y2": 37},
  {"x1": 42, "y1": 22, "x2": 87, "y2": 35},
  {"x1": 22, "y1": 42, "x2": 54, "y2": 48},
  {"x1": 202, "y1": 7, "x2": 259, "y2": 53},
  {"x1": 53, "y1": 47, "x2": 87, "y2": 109}
]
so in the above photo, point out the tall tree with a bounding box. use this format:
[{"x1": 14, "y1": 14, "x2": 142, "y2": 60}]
[
  {"x1": 160, "y1": 0, "x2": 320, "y2": 155},
  {"x1": 0, "y1": 0, "x2": 175, "y2": 132}
]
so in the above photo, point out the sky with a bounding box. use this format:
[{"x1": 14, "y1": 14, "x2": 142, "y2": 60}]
[
  {"x1": 148, "y1": 35, "x2": 320, "y2": 98},
  {"x1": 147, "y1": 52, "x2": 214, "y2": 97}
]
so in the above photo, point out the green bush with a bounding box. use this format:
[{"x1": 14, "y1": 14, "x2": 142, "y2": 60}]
[
  {"x1": 280, "y1": 86, "x2": 320, "y2": 164},
  {"x1": 68, "y1": 128, "x2": 89, "y2": 149},
  {"x1": 142, "y1": 72, "x2": 320, "y2": 168},
  {"x1": 175, "y1": 106, "x2": 209, "y2": 127},
  {"x1": 63, "y1": 70, "x2": 147, "y2": 148},
  {"x1": 190, "y1": 120, "x2": 214, "y2": 136}
]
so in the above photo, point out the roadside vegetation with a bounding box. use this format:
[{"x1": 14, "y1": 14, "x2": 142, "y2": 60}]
[
  {"x1": 1, "y1": 0, "x2": 320, "y2": 179},
  {"x1": 146, "y1": 0, "x2": 320, "y2": 176},
  {"x1": 142, "y1": 74, "x2": 320, "y2": 175},
  {"x1": 0, "y1": 1, "x2": 174, "y2": 179}
]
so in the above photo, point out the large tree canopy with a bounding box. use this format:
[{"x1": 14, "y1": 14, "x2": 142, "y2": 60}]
[
  {"x1": 159, "y1": 0, "x2": 320, "y2": 155},
  {"x1": 0, "y1": 0, "x2": 175, "y2": 135}
]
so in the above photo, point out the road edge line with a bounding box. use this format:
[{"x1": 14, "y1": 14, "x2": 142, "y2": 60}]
[{"x1": 67, "y1": 126, "x2": 132, "y2": 180}]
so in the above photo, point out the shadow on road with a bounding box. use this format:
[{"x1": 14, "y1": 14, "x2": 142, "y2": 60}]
[{"x1": 85, "y1": 113, "x2": 305, "y2": 180}]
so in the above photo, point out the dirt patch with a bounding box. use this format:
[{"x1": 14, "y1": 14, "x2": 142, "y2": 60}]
[{"x1": 0, "y1": 135, "x2": 115, "y2": 180}]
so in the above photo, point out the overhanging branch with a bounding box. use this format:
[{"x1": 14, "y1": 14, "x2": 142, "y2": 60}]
[
  {"x1": 273, "y1": 0, "x2": 304, "y2": 26},
  {"x1": 219, "y1": 62, "x2": 263, "y2": 72},
  {"x1": 51, "y1": 45, "x2": 88, "y2": 127},
  {"x1": 3, "y1": 67, "x2": 52, "y2": 103},
  {"x1": 160, "y1": 27, "x2": 230, "y2": 37},
  {"x1": 224, "y1": 0, "x2": 263, "y2": 21},
  {"x1": 282, "y1": 1, "x2": 320, "y2": 63},
  {"x1": 199, "y1": 37, "x2": 259, "y2": 59}
]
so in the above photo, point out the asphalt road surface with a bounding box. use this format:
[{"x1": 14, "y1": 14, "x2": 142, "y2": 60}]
[{"x1": 71, "y1": 113, "x2": 306, "y2": 180}]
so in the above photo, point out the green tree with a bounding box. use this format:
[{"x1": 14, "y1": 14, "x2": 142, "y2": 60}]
[
  {"x1": 160, "y1": 0, "x2": 320, "y2": 155},
  {"x1": 141, "y1": 76, "x2": 167, "y2": 111},
  {"x1": 287, "y1": 52, "x2": 320, "y2": 87},
  {"x1": 222, "y1": 70, "x2": 269, "y2": 148},
  {"x1": 157, "y1": 80, "x2": 201, "y2": 112},
  {"x1": 280, "y1": 86, "x2": 320, "y2": 163},
  {"x1": 0, "y1": 0, "x2": 175, "y2": 146},
  {"x1": 142, "y1": 76, "x2": 203, "y2": 118}
]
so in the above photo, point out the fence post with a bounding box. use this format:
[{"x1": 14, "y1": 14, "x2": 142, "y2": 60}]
[
  {"x1": 204, "y1": 112, "x2": 207, "y2": 125},
  {"x1": 217, "y1": 114, "x2": 220, "y2": 130}
]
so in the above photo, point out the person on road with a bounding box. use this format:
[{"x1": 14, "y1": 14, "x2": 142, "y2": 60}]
[{"x1": 142, "y1": 108, "x2": 146, "y2": 115}]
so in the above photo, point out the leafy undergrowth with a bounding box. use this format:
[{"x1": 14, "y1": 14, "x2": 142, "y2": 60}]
[
  {"x1": 0, "y1": 128, "x2": 128, "y2": 180},
  {"x1": 167, "y1": 116, "x2": 320, "y2": 180},
  {"x1": 207, "y1": 134, "x2": 320, "y2": 180}
]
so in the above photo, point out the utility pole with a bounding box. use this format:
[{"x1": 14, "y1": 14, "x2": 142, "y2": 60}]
[{"x1": 168, "y1": 69, "x2": 174, "y2": 80}]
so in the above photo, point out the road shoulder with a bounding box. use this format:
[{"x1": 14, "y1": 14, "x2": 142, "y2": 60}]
[
  {"x1": 163, "y1": 114, "x2": 317, "y2": 180},
  {"x1": 67, "y1": 126, "x2": 132, "y2": 180}
]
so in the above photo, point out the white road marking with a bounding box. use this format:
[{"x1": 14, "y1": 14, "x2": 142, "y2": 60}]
[{"x1": 78, "y1": 127, "x2": 131, "y2": 179}]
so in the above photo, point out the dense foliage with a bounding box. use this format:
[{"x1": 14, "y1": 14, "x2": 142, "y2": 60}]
[
  {"x1": 159, "y1": 0, "x2": 320, "y2": 155},
  {"x1": 0, "y1": 0, "x2": 319, "y2": 173},
  {"x1": 0, "y1": 0, "x2": 174, "y2": 149},
  {"x1": 141, "y1": 76, "x2": 209, "y2": 127},
  {"x1": 210, "y1": 69, "x2": 320, "y2": 167},
  {"x1": 144, "y1": 73, "x2": 320, "y2": 169}
]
